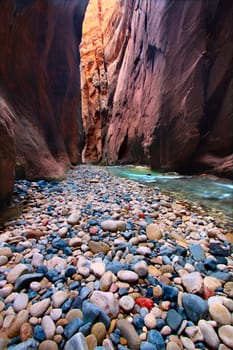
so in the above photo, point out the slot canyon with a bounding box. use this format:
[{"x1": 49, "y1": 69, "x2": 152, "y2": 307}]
[{"x1": 0, "y1": 1, "x2": 233, "y2": 350}]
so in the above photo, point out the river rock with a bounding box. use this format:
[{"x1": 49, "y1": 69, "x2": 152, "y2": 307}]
[
  {"x1": 41, "y1": 315, "x2": 56, "y2": 339},
  {"x1": 32, "y1": 252, "x2": 44, "y2": 267},
  {"x1": 203, "y1": 276, "x2": 222, "y2": 291},
  {"x1": 218, "y1": 325, "x2": 233, "y2": 348},
  {"x1": 64, "y1": 332, "x2": 89, "y2": 350},
  {"x1": 13, "y1": 293, "x2": 29, "y2": 312},
  {"x1": 52, "y1": 290, "x2": 69, "y2": 308},
  {"x1": 119, "y1": 295, "x2": 135, "y2": 312},
  {"x1": 86, "y1": 334, "x2": 97, "y2": 350},
  {"x1": 91, "y1": 322, "x2": 106, "y2": 345},
  {"x1": 88, "y1": 241, "x2": 110, "y2": 254},
  {"x1": 146, "y1": 223, "x2": 162, "y2": 240},
  {"x1": 198, "y1": 319, "x2": 220, "y2": 349},
  {"x1": 66, "y1": 309, "x2": 83, "y2": 323},
  {"x1": 99, "y1": 271, "x2": 114, "y2": 291},
  {"x1": 223, "y1": 282, "x2": 233, "y2": 297},
  {"x1": 67, "y1": 213, "x2": 80, "y2": 225},
  {"x1": 117, "y1": 270, "x2": 138, "y2": 283},
  {"x1": 7, "y1": 309, "x2": 29, "y2": 338},
  {"x1": 7, "y1": 264, "x2": 30, "y2": 284},
  {"x1": 39, "y1": 340, "x2": 58, "y2": 350},
  {"x1": 20, "y1": 322, "x2": 33, "y2": 341},
  {"x1": 0, "y1": 246, "x2": 12, "y2": 258},
  {"x1": 30, "y1": 298, "x2": 51, "y2": 317},
  {"x1": 7, "y1": 339, "x2": 38, "y2": 350},
  {"x1": 182, "y1": 272, "x2": 203, "y2": 294},
  {"x1": 209, "y1": 302, "x2": 232, "y2": 325},
  {"x1": 90, "y1": 262, "x2": 106, "y2": 278},
  {"x1": 90, "y1": 291, "x2": 119, "y2": 318},
  {"x1": 117, "y1": 319, "x2": 141, "y2": 350},
  {"x1": 182, "y1": 294, "x2": 208, "y2": 324},
  {"x1": 14, "y1": 273, "x2": 44, "y2": 291},
  {"x1": 101, "y1": 220, "x2": 126, "y2": 232}
]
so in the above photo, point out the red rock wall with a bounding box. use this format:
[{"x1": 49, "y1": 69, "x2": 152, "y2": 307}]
[
  {"x1": 81, "y1": 0, "x2": 233, "y2": 178},
  {"x1": 0, "y1": 0, "x2": 88, "y2": 184}
]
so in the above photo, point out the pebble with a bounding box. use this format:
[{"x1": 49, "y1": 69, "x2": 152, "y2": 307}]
[
  {"x1": 117, "y1": 270, "x2": 139, "y2": 283},
  {"x1": 90, "y1": 291, "x2": 119, "y2": 318},
  {"x1": 0, "y1": 165, "x2": 232, "y2": 350},
  {"x1": 218, "y1": 325, "x2": 233, "y2": 348},
  {"x1": 198, "y1": 319, "x2": 220, "y2": 349},
  {"x1": 119, "y1": 295, "x2": 135, "y2": 312},
  {"x1": 41, "y1": 315, "x2": 56, "y2": 339},
  {"x1": 13, "y1": 293, "x2": 29, "y2": 312},
  {"x1": 117, "y1": 319, "x2": 141, "y2": 350},
  {"x1": 30, "y1": 298, "x2": 51, "y2": 317}
]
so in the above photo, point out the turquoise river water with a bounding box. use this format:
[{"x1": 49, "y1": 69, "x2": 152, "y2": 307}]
[{"x1": 108, "y1": 166, "x2": 233, "y2": 229}]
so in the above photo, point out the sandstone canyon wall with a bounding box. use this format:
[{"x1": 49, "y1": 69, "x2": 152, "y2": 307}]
[
  {"x1": 81, "y1": 0, "x2": 233, "y2": 178},
  {"x1": 0, "y1": 0, "x2": 88, "y2": 206}
]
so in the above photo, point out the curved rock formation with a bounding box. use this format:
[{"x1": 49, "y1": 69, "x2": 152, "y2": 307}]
[
  {"x1": 0, "y1": 0, "x2": 88, "y2": 181},
  {"x1": 81, "y1": 0, "x2": 233, "y2": 178}
]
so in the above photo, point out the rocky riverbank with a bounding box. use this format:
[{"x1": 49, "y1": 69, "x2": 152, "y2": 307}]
[{"x1": 0, "y1": 165, "x2": 232, "y2": 350}]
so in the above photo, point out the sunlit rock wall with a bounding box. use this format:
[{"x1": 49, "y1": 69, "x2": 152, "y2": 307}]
[
  {"x1": 0, "y1": 0, "x2": 88, "y2": 185},
  {"x1": 81, "y1": 0, "x2": 233, "y2": 177}
]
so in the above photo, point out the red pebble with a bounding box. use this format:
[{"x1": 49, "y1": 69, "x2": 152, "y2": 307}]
[
  {"x1": 42, "y1": 219, "x2": 49, "y2": 226},
  {"x1": 90, "y1": 226, "x2": 99, "y2": 235},
  {"x1": 203, "y1": 286, "x2": 215, "y2": 300},
  {"x1": 135, "y1": 298, "x2": 154, "y2": 310},
  {"x1": 138, "y1": 213, "x2": 145, "y2": 219}
]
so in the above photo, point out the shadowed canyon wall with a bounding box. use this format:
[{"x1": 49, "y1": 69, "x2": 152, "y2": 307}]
[
  {"x1": 0, "y1": 0, "x2": 88, "y2": 206},
  {"x1": 81, "y1": 0, "x2": 233, "y2": 177}
]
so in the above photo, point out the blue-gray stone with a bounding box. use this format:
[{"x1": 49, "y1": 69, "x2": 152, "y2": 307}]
[
  {"x1": 140, "y1": 342, "x2": 157, "y2": 350},
  {"x1": 79, "y1": 322, "x2": 92, "y2": 336},
  {"x1": 182, "y1": 294, "x2": 208, "y2": 324},
  {"x1": 110, "y1": 332, "x2": 121, "y2": 345},
  {"x1": 64, "y1": 318, "x2": 84, "y2": 338},
  {"x1": 106, "y1": 261, "x2": 129, "y2": 274},
  {"x1": 65, "y1": 266, "x2": 77, "y2": 277},
  {"x1": 189, "y1": 244, "x2": 205, "y2": 261},
  {"x1": 208, "y1": 271, "x2": 230, "y2": 281},
  {"x1": 82, "y1": 301, "x2": 110, "y2": 329},
  {"x1": 204, "y1": 258, "x2": 217, "y2": 271},
  {"x1": 62, "y1": 297, "x2": 74, "y2": 312},
  {"x1": 33, "y1": 325, "x2": 46, "y2": 341},
  {"x1": 156, "y1": 318, "x2": 166, "y2": 330},
  {"x1": 79, "y1": 287, "x2": 92, "y2": 300},
  {"x1": 166, "y1": 309, "x2": 183, "y2": 331},
  {"x1": 64, "y1": 332, "x2": 88, "y2": 350},
  {"x1": 162, "y1": 285, "x2": 178, "y2": 301},
  {"x1": 14, "y1": 273, "x2": 44, "y2": 291},
  {"x1": 147, "y1": 330, "x2": 165, "y2": 350},
  {"x1": 7, "y1": 339, "x2": 38, "y2": 350},
  {"x1": 133, "y1": 316, "x2": 144, "y2": 329}
]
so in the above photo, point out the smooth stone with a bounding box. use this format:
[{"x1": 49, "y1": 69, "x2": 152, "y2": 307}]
[
  {"x1": 102, "y1": 339, "x2": 114, "y2": 350},
  {"x1": 88, "y1": 241, "x2": 110, "y2": 254},
  {"x1": 140, "y1": 342, "x2": 157, "y2": 350},
  {"x1": 182, "y1": 294, "x2": 208, "y2": 324},
  {"x1": 133, "y1": 261, "x2": 148, "y2": 277},
  {"x1": 13, "y1": 293, "x2": 29, "y2": 312},
  {"x1": 30, "y1": 298, "x2": 50, "y2": 317},
  {"x1": 101, "y1": 220, "x2": 126, "y2": 232},
  {"x1": 90, "y1": 291, "x2": 119, "y2": 318},
  {"x1": 99, "y1": 271, "x2": 114, "y2": 291},
  {"x1": 64, "y1": 318, "x2": 84, "y2": 338},
  {"x1": 119, "y1": 295, "x2": 135, "y2": 312},
  {"x1": 147, "y1": 330, "x2": 165, "y2": 350},
  {"x1": 38, "y1": 340, "x2": 58, "y2": 350},
  {"x1": 185, "y1": 326, "x2": 204, "y2": 343},
  {"x1": 7, "y1": 264, "x2": 30, "y2": 284},
  {"x1": 198, "y1": 319, "x2": 220, "y2": 349},
  {"x1": 7, "y1": 339, "x2": 38, "y2": 350},
  {"x1": 91, "y1": 322, "x2": 106, "y2": 345},
  {"x1": 7, "y1": 309, "x2": 29, "y2": 338},
  {"x1": 209, "y1": 303, "x2": 231, "y2": 325},
  {"x1": 82, "y1": 301, "x2": 110, "y2": 329},
  {"x1": 117, "y1": 270, "x2": 139, "y2": 283},
  {"x1": 0, "y1": 256, "x2": 8, "y2": 265},
  {"x1": 146, "y1": 223, "x2": 162, "y2": 240},
  {"x1": 181, "y1": 272, "x2": 203, "y2": 294},
  {"x1": 218, "y1": 325, "x2": 233, "y2": 348},
  {"x1": 90, "y1": 262, "x2": 106, "y2": 278},
  {"x1": 52, "y1": 290, "x2": 69, "y2": 308},
  {"x1": 166, "y1": 341, "x2": 181, "y2": 350},
  {"x1": 50, "y1": 308, "x2": 62, "y2": 321},
  {"x1": 224, "y1": 282, "x2": 233, "y2": 297},
  {"x1": 117, "y1": 319, "x2": 141, "y2": 350},
  {"x1": 30, "y1": 281, "x2": 41, "y2": 291},
  {"x1": 67, "y1": 213, "x2": 80, "y2": 225},
  {"x1": 86, "y1": 334, "x2": 97, "y2": 350},
  {"x1": 20, "y1": 322, "x2": 33, "y2": 341},
  {"x1": 64, "y1": 332, "x2": 89, "y2": 350},
  {"x1": 144, "y1": 313, "x2": 157, "y2": 329},
  {"x1": 166, "y1": 309, "x2": 183, "y2": 332},
  {"x1": 34, "y1": 325, "x2": 46, "y2": 341},
  {"x1": 32, "y1": 253, "x2": 44, "y2": 267},
  {"x1": 41, "y1": 315, "x2": 56, "y2": 339},
  {"x1": 66, "y1": 309, "x2": 83, "y2": 322},
  {"x1": 203, "y1": 276, "x2": 222, "y2": 291},
  {"x1": 0, "y1": 247, "x2": 12, "y2": 258},
  {"x1": 180, "y1": 336, "x2": 195, "y2": 350},
  {"x1": 189, "y1": 244, "x2": 205, "y2": 261},
  {"x1": 14, "y1": 273, "x2": 44, "y2": 291}
]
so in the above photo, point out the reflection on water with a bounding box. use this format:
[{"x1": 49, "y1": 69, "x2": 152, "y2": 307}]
[{"x1": 108, "y1": 166, "x2": 233, "y2": 227}]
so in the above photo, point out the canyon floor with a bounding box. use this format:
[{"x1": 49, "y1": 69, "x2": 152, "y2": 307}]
[{"x1": 0, "y1": 165, "x2": 232, "y2": 350}]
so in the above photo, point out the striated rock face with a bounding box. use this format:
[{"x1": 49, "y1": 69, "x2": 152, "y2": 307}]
[
  {"x1": 0, "y1": 92, "x2": 15, "y2": 207},
  {"x1": 0, "y1": 0, "x2": 88, "y2": 183},
  {"x1": 81, "y1": 0, "x2": 233, "y2": 178}
]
